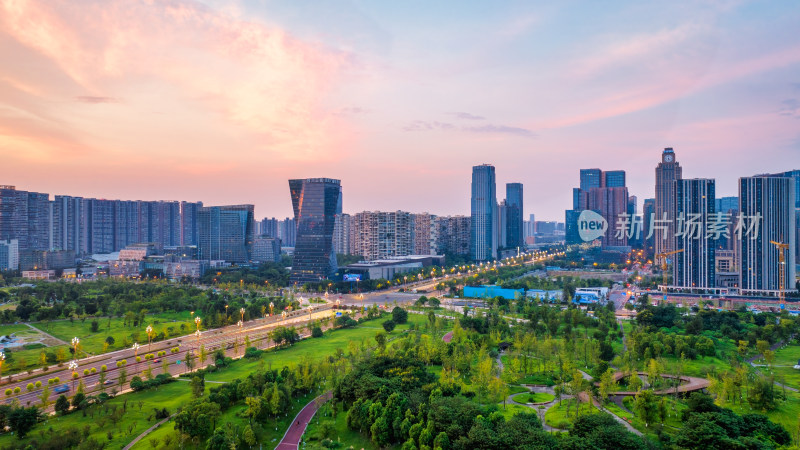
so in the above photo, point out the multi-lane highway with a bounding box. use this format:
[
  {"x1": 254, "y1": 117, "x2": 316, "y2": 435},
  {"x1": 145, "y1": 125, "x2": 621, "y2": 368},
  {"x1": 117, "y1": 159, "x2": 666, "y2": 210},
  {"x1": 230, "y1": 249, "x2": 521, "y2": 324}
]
[{"x1": 1, "y1": 304, "x2": 337, "y2": 411}]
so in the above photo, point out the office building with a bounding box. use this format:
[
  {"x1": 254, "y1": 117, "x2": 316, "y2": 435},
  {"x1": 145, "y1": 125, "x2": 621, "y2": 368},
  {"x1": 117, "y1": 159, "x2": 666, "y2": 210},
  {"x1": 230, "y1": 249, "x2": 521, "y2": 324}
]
[
  {"x1": 567, "y1": 168, "x2": 629, "y2": 248},
  {"x1": 655, "y1": 147, "x2": 683, "y2": 256},
  {"x1": 278, "y1": 218, "x2": 296, "y2": 247},
  {"x1": 289, "y1": 178, "x2": 340, "y2": 283},
  {"x1": 470, "y1": 164, "x2": 497, "y2": 261},
  {"x1": 505, "y1": 183, "x2": 524, "y2": 249},
  {"x1": 673, "y1": 179, "x2": 716, "y2": 291},
  {"x1": 739, "y1": 176, "x2": 796, "y2": 296},
  {"x1": 197, "y1": 205, "x2": 255, "y2": 263},
  {"x1": 603, "y1": 170, "x2": 626, "y2": 188}
]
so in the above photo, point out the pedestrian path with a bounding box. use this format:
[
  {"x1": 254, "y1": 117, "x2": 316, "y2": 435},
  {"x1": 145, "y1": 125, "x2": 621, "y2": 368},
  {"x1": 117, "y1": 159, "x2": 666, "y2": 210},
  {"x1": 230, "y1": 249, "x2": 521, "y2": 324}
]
[{"x1": 276, "y1": 391, "x2": 332, "y2": 449}]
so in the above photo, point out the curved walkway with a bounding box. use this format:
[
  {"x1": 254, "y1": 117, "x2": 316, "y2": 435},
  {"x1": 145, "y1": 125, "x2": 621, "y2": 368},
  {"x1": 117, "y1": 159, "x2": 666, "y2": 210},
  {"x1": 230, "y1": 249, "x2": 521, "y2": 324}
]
[
  {"x1": 609, "y1": 372, "x2": 709, "y2": 396},
  {"x1": 277, "y1": 391, "x2": 332, "y2": 449},
  {"x1": 122, "y1": 413, "x2": 177, "y2": 450}
]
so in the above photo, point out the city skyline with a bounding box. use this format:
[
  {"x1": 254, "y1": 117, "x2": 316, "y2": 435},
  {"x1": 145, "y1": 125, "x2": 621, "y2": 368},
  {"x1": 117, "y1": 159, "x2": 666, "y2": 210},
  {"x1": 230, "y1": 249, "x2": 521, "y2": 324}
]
[{"x1": 2, "y1": 2, "x2": 799, "y2": 220}]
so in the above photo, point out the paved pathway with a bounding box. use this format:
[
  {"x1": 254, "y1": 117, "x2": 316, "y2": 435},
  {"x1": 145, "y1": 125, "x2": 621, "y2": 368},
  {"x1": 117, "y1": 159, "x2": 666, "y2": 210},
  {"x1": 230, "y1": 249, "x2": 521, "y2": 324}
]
[
  {"x1": 276, "y1": 391, "x2": 332, "y2": 449},
  {"x1": 442, "y1": 331, "x2": 453, "y2": 343},
  {"x1": 122, "y1": 413, "x2": 177, "y2": 450},
  {"x1": 23, "y1": 322, "x2": 68, "y2": 346}
]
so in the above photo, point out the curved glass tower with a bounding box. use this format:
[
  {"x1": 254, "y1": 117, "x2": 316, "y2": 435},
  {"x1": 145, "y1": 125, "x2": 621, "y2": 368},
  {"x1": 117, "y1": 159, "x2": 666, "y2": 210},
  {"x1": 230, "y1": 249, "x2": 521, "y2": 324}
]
[{"x1": 289, "y1": 178, "x2": 341, "y2": 284}]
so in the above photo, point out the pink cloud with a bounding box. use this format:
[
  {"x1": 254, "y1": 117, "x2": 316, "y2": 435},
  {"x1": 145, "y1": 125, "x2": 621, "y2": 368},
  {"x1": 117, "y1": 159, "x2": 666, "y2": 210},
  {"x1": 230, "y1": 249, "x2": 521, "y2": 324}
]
[{"x1": 0, "y1": 0, "x2": 353, "y2": 162}]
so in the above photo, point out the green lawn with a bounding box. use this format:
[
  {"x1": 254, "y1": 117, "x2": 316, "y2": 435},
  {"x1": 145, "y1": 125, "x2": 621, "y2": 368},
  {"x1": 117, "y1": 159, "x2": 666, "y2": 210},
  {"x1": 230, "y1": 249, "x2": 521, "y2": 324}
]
[
  {"x1": 728, "y1": 389, "x2": 800, "y2": 442},
  {"x1": 496, "y1": 402, "x2": 535, "y2": 420},
  {"x1": 0, "y1": 323, "x2": 31, "y2": 336},
  {"x1": 761, "y1": 344, "x2": 800, "y2": 390},
  {"x1": 544, "y1": 399, "x2": 598, "y2": 429},
  {"x1": 512, "y1": 392, "x2": 555, "y2": 404}
]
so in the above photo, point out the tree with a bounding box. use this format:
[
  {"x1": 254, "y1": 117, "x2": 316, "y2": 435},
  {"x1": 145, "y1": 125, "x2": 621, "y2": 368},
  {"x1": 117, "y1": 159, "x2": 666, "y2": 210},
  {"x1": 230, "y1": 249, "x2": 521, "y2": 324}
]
[
  {"x1": 311, "y1": 326, "x2": 323, "y2": 338},
  {"x1": 38, "y1": 384, "x2": 51, "y2": 409},
  {"x1": 174, "y1": 399, "x2": 221, "y2": 442},
  {"x1": 55, "y1": 394, "x2": 71, "y2": 415},
  {"x1": 190, "y1": 376, "x2": 205, "y2": 398},
  {"x1": 243, "y1": 424, "x2": 257, "y2": 448},
  {"x1": 598, "y1": 368, "x2": 618, "y2": 407},
  {"x1": 392, "y1": 307, "x2": 408, "y2": 324},
  {"x1": 633, "y1": 390, "x2": 659, "y2": 427},
  {"x1": 382, "y1": 320, "x2": 396, "y2": 332},
  {"x1": 8, "y1": 406, "x2": 41, "y2": 439},
  {"x1": 375, "y1": 332, "x2": 387, "y2": 351}
]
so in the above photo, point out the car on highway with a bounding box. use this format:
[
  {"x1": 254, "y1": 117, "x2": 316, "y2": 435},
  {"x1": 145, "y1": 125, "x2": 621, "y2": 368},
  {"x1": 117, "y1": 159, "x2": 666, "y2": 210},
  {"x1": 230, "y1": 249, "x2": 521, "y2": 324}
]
[
  {"x1": 54, "y1": 384, "x2": 70, "y2": 394},
  {"x1": 104, "y1": 380, "x2": 114, "y2": 386}
]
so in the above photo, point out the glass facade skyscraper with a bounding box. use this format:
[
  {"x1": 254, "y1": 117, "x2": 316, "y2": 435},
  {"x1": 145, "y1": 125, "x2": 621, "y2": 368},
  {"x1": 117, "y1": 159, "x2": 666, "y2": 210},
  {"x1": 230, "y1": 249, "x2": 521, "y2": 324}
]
[
  {"x1": 673, "y1": 179, "x2": 716, "y2": 290},
  {"x1": 197, "y1": 205, "x2": 255, "y2": 263},
  {"x1": 289, "y1": 178, "x2": 341, "y2": 284},
  {"x1": 470, "y1": 164, "x2": 497, "y2": 261},
  {"x1": 505, "y1": 183, "x2": 523, "y2": 249}
]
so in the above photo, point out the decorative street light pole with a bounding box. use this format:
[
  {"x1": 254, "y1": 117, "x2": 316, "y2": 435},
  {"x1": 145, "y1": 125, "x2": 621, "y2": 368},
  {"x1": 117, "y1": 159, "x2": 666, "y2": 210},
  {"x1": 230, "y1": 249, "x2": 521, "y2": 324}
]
[
  {"x1": 145, "y1": 325, "x2": 154, "y2": 352},
  {"x1": 0, "y1": 352, "x2": 5, "y2": 378},
  {"x1": 194, "y1": 329, "x2": 201, "y2": 366},
  {"x1": 68, "y1": 360, "x2": 78, "y2": 391},
  {"x1": 132, "y1": 342, "x2": 140, "y2": 375},
  {"x1": 71, "y1": 337, "x2": 80, "y2": 360},
  {"x1": 194, "y1": 316, "x2": 202, "y2": 351},
  {"x1": 269, "y1": 302, "x2": 274, "y2": 316}
]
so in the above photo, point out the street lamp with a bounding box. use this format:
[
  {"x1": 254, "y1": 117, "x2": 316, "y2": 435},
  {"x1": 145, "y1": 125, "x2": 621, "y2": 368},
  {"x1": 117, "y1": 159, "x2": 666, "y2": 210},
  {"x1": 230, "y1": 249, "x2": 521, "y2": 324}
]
[
  {"x1": 68, "y1": 360, "x2": 78, "y2": 391},
  {"x1": 71, "y1": 337, "x2": 80, "y2": 359},
  {"x1": 269, "y1": 302, "x2": 274, "y2": 316},
  {"x1": 240, "y1": 307, "x2": 245, "y2": 323},
  {"x1": 0, "y1": 352, "x2": 5, "y2": 377},
  {"x1": 132, "y1": 342, "x2": 140, "y2": 375},
  {"x1": 145, "y1": 325, "x2": 154, "y2": 351}
]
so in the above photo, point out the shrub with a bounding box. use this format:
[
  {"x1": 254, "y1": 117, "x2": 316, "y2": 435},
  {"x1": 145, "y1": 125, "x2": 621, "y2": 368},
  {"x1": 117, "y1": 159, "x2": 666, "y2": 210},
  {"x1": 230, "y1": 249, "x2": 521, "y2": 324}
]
[{"x1": 311, "y1": 327, "x2": 323, "y2": 338}]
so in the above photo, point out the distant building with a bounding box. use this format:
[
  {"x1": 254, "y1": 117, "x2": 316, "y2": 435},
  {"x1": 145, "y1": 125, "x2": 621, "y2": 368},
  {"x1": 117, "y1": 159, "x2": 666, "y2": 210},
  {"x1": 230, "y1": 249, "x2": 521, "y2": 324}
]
[
  {"x1": 333, "y1": 213, "x2": 351, "y2": 255},
  {"x1": 739, "y1": 176, "x2": 796, "y2": 296},
  {"x1": 435, "y1": 215, "x2": 470, "y2": 256},
  {"x1": 350, "y1": 211, "x2": 414, "y2": 261},
  {"x1": 252, "y1": 236, "x2": 281, "y2": 263},
  {"x1": 655, "y1": 148, "x2": 682, "y2": 256},
  {"x1": 180, "y1": 201, "x2": 203, "y2": 246},
  {"x1": 413, "y1": 213, "x2": 438, "y2": 256},
  {"x1": 505, "y1": 183, "x2": 524, "y2": 249},
  {"x1": 0, "y1": 239, "x2": 19, "y2": 270},
  {"x1": 197, "y1": 205, "x2": 255, "y2": 263},
  {"x1": 673, "y1": 179, "x2": 716, "y2": 291},
  {"x1": 289, "y1": 178, "x2": 340, "y2": 284},
  {"x1": 643, "y1": 198, "x2": 655, "y2": 257},
  {"x1": 471, "y1": 164, "x2": 497, "y2": 261}
]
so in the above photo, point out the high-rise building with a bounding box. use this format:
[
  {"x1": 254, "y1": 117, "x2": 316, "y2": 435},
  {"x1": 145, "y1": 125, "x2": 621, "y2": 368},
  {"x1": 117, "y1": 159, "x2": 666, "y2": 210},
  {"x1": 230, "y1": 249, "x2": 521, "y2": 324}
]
[
  {"x1": 739, "y1": 176, "x2": 796, "y2": 295},
  {"x1": 655, "y1": 148, "x2": 682, "y2": 256},
  {"x1": 435, "y1": 216, "x2": 470, "y2": 256},
  {"x1": 470, "y1": 164, "x2": 497, "y2": 261},
  {"x1": 643, "y1": 198, "x2": 655, "y2": 257},
  {"x1": 413, "y1": 213, "x2": 438, "y2": 255},
  {"x1": 333, "y1": 213, "x2": 351, "y2": 255},
  {"x1": 673, "y1": 179, "x2": 716, "y2": 290},
  {"x1": 258, "y1": 217, "x2": 279, "y2": 238},
  {"x1": 252, "y1": 236, "x2": 281, "y2": 263},
  {"x1": 505, "y1": 183, "x2": 524, "y2": 249},
  {"x1": 603, "y1": 170, "x2": 626, "y2": 188},
  {"x1": 0, "y1": 239, "x2": 19, "y2": 270},
  {"x1": 579, "y1": 169, "x2": 602, "y2": 191},
  {"x1": 51, "y1": 195, "x2": 85, "y2": 254},
  {"x1": 350, "y1": 211, "x2": 414, "y2": 261},
  {"x1": 289, "y1": 178, "x2": 340, "y2": 284},
  {"x1": 180, "y1": 201, "x2": 203, "y2": 246},
  {"x1": 197, "y1": 205, "x2": 255, "y2": 263},
  {"x1": 278, "y1": 218, "x2": 296, "y2": 247},
  {"x1": 497, "y1": 200, "x2": 508, "y2": 249},
  {"x1": 586, "y1": 186, "x2": 630, "y2": 248},
  {"x1": 26, "y1": 192, "x2": 50, "y2": 251},
  {"x1": 0, "y1": 186, "x2": 31, "y2": 250},
  {"x1": 765, "y1": 170, "x2": 800, "y2": 267}
]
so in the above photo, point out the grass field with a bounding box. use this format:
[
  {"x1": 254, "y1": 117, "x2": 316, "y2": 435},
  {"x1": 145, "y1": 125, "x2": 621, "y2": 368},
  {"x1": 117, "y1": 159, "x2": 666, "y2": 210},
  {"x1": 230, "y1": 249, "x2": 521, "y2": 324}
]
[
  {"x1": 761, "y1": 344, "x2": 800, "y2": 390},
  {"x1": 512, "y1": 392, "x2": 555, "y2": 404},
  {"x1": 544, "y1": 399, "x2": 598, "y2": 429}
]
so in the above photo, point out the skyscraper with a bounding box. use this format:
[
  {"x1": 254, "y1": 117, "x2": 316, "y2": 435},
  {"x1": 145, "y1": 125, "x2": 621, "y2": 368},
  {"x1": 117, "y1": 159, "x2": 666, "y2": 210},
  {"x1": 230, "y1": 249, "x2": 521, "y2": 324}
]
[
  {"x1": 197, "y1": 205, "x2": 255, "y2": 263},
  {"x1": 673, "y1": 179, "x2": 716, "y2": 290},
  {"x1": 603, "y1": 170, "x2": 626, "y2": 188},
  {"x1": 505, "y1": 183, "x2": 524, "y2": 249},
  {"x1": 289, "y1": 178, "x2": 340, "y2": 284},
  {"x1": 413, "y1": 213, "x2": 438, "y2": 255},
  {"x1": 470, "y1": 165, "x2": 497, "y2": 261},
  {"x1": 180, "y1": 201, "x2": 203, "y2": 246},
  {"x1": 643, "y1": 198, "x2": 655, "y2": 256},
  {"x1": 739, "y1": 176, "x2": 796, "y2": 295},
  {"x1": 655, "y1": 148, "x2": 682, "y2": 256}
]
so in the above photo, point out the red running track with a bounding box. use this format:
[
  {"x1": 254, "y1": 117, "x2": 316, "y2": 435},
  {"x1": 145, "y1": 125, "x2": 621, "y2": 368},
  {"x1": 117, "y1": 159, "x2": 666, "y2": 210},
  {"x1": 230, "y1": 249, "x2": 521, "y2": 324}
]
[{"x1": 275, "y1": 391, "x2": 333, "y2": 449}]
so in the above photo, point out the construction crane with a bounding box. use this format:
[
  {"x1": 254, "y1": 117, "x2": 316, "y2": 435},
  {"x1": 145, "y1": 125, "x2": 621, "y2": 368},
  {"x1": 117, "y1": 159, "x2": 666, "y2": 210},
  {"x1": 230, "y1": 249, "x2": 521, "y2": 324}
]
[
  {"x1": 770, "y1": 240, "x2": 789, "y2": 310},
  {"x1": 655, "y1": 249, "x2": 684, "y2": 294}
]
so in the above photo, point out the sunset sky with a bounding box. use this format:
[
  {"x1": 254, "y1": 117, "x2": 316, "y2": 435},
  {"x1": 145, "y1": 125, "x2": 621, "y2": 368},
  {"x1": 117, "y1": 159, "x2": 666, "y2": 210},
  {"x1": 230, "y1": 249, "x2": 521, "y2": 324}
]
[{"x1": 1, "y1": 0, "x2": 799, "y2": 221}]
